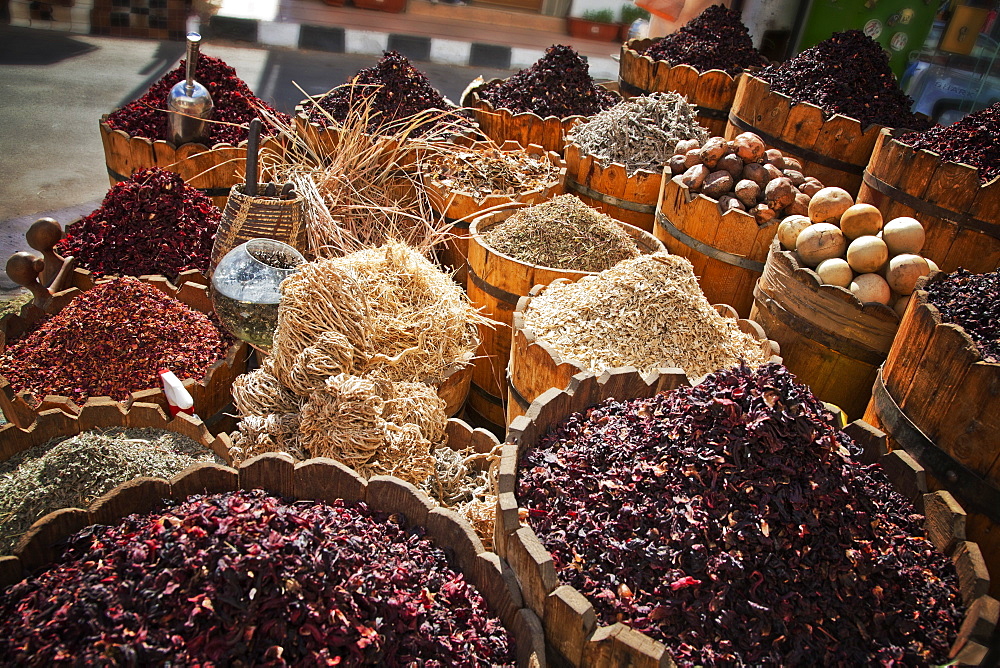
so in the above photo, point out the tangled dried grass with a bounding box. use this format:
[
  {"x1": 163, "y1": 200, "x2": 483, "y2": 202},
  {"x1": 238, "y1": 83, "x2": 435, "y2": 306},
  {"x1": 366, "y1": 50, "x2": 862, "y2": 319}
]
[{"x1": 420, "y1": 443, "x2": 501, "y2": 545}]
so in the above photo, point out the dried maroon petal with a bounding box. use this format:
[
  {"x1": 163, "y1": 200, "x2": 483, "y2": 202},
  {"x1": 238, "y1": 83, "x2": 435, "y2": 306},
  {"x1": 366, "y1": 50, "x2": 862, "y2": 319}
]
[
  {"x1": 56, "y1": 167, "x2": 220, "y2": 280},
  {"x1": 899, "y1": 101, "x2": 1000, "y2": 184},
  {"x1": 643, "y1": 5, "x2": 766, "y2": 76},
  {"x1": 925, "y1": 268, "x2": 1000, "y2": 361},
  {"x1": 519, "y1": 362, "x2": 963, "y2": 666}
]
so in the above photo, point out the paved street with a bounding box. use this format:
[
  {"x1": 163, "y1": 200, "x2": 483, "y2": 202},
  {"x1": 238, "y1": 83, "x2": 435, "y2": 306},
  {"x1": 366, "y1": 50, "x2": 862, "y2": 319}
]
[{"x1": 0, "y1": 25, "x2": 513, "y2": 287}]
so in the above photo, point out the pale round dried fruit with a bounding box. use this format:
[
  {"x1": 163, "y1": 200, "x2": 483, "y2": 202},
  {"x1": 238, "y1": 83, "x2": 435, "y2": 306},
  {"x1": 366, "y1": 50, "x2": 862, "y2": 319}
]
[
  {"x1": 816, "y1": 257, "x2": 853, "y2": 288},
  {"x1": 886, "y1": 254, "x2": 930, "y2": 295},
  {"x1": 795, "y1": 222, "x2": 846, "y2": 267},
  {"x1": 926, "y1": 257, "x2": 940, "y2": 273},
  {"x1": 893, "y1": 293, "x2": 912, "y2": 318},
  {"x1": 839, "y1": 203, "x2": 883, "y2": 240},
  {"x1": 777, "y1": 215, "x2": 811, "y2": 250},
  {"x1": 808, "y1": 187, "x2": 854, "y2": 224},
  {"x1": 850, "y1": 273, "x2": 891, "y2": 305},
  {"x1": 882, "y1": 217, "x2": 926, "y2": 255},
  {"x1": 846, "y1": 235, "x2": 889, "y2": 274}
]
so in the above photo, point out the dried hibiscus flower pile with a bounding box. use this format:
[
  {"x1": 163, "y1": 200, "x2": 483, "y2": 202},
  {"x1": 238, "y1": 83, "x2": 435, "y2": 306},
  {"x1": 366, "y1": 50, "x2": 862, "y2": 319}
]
[
  {"x1": 519, "y1": 362, "x2": 963, "y2": 666},
  {"x1": 0, "y1": 490, "x2": 517, "y2": 665},
  {"x1": 105, "y1": 54, "x2": 288, "y2": 145},
  {"x1": 643, "y1": 4, "x2": 766, "y2": 76}
]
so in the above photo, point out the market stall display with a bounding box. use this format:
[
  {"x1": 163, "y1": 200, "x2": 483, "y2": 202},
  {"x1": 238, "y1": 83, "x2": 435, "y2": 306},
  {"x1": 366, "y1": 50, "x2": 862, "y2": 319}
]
[
  {"x1": 0, "y1": 455, "x2": 545, "y2": 666},
  {"x1": 498, "y1": 365, "x2": 996, "y2": 666},
  {"x1": 421, "y1": 140, "x2": 566, "y2": 287},
  {"x1": 858, "y1": 102, "x2": 1000, "y2": 273},
  {"x1": 465, "y1": 45, "x2": 619, "y2": 154},
  {"x1": 619, "y1": 5, "x2": 766, "y2": 135},
  {"x1": 101, "y1": 52, "x2": 288, "y2": 209},
  {"x1": 564, "y1": 92, "x2": 707, "y2": 233},
  {"x1": 507, "y1": 252, "x2": 780, "y2": 422},
  {"x1": 726, "y1": 31, "x2": 928, "y2": 194},
  {"x1": 465, "y1": 197, "x2": 663, "y2": 432},
  {"x1": 654, "y1": 131, "x2": 822, "y2": 316},
  {"x1": 865, "y1": 268, "x2": 1000, "y2": 598}
]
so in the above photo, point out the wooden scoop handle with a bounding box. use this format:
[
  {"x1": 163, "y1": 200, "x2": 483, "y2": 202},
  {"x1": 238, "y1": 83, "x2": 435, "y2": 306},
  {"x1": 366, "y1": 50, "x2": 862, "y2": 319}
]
[
  {"x1": 6, "y1": 252, "x2": 50, "y2": 307},
  {"x1": 25, "y1": 217, "x2": 65, "y2": 288}
]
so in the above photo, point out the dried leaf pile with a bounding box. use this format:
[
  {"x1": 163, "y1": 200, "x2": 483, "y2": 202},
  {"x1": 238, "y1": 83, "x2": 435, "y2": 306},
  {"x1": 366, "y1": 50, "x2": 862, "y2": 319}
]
[
  {"x1": 0, "y1": 428, "x2": 221, "y2": 553},
  {"x1": 424, "y1": 144, "x2": 563, "y2": 199},
  {"x1": 569, "y1": 93, "x2": 709, "y2": 173},
  {"x1": 522, "y1": 253, "x2": 769, "y2": 379},
  {"x1": 230, "y1": 243, "x2": 498, "y2": 541},
  {"x1": 482, "y1": 194, "x2": 640, "y2": 271}
]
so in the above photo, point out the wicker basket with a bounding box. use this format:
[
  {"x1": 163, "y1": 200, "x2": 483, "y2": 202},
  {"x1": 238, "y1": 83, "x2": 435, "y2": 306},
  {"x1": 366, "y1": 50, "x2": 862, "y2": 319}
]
[{"x1": 211, "y1": 183, "x2": 309, "y2": 272}]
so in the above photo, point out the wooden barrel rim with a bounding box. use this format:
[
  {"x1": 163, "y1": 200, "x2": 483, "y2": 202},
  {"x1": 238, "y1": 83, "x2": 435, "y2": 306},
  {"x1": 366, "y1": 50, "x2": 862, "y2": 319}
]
[
  {"x1": 728, "y1": 112, "x2": 867, "y2": 176},
  {"x1": 655, "y1": 211, "x2": 765, "y2": 272},
  {"x1": 467, "y1": 80, "x2": 621, "y2": 125},
  {"x1": 871, "y1": 369, "x2": 1000, "y2": 524},
  {"x1": 862, "y1": 170, "x2": 1000, "y2": 241}
]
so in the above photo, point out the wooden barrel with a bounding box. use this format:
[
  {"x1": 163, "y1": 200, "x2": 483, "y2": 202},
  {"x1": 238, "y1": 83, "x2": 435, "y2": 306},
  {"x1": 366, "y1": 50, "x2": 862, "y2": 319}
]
[
  {"x1": 423, "y1": 141, "x2": 566, "y2": 288},
  {"x1": 507, "y1": 295, "x2": 781, "y2": 424},
  {"x1": 465, "y1": 206, "x2": 664, "y2": 435},
  {"x1": 99, "y1": 116, "x2": 283, "y2": 211},
  {"x1": 864, "y1": 273, "x2": 1000, "y2": 598},
  {"x1": 563, "y1": 143, "x2": 660, "y2": 234},
  {"x1": 749, "y1": 238, "x2": 899, "y2": 420},
  {"x1": 724, "y1": 74, "x2": 887, "y2": 195},
  {"x1": 0, "y1": 275, "x2": 249, "y2": 430},
  {"x1": 497, "y1": 368, "x2": 998, "y2": 666},
  {"x1": 857, "y1": 129, "x2": 1000, "y2": 274},
  {"x1": 0, "y1": 437, "x2": 547, "y2": 668},
  {"x1": 653, "y1": 174, "x2": 779, "y2": 317},
  {"x1": 618, "y1": 38, "x2": 743, "y2": 137},
  {"x1": 464, "y1": 80, "x2": 621, "y2": 155}
]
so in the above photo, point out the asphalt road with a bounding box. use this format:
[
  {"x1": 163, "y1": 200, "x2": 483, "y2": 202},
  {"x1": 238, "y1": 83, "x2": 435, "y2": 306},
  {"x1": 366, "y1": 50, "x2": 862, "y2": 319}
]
[{"x1": 0, "y1": 25, "x2": 513, "y2": 288}]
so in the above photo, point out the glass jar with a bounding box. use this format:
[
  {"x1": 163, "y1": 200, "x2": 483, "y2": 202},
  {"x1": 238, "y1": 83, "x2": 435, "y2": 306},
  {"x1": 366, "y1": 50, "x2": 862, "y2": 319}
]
[{"x1": 211, "y1": 239, "x2": 305, "y2": 351}]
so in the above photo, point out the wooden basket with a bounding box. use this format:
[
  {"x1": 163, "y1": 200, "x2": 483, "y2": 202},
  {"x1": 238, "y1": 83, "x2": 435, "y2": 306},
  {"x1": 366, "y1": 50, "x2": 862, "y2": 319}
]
[
  {"x1": 0, "y1": 276, "x2": 249, "y2": 430},
  {"x1": 724, "y1": 74, "x2": 888, "y2": 196},
  {"x1": 210, "y1": 184, "x2": 309, "y2": 272},
  {"x1": 99, "y1": 116, "x2": 285, "y2": 211},
  {"x1": 423, "y1": 140, "x2": 566, "y2": 288},
  {"x1": 864, "y1": 272, "x2": 1000, "y2": 598},
  {"x1": 618, "y1": 38, "x2": 744, "y2": 136},
  {"x1": 858, "y1": 128, "x2": 1000, "y2": 274},
  {"x1": 562, "y1": 143, "x2": 660, "y2": 234},
  {"x1": 653, "y1": 174, "x2": 779, "y2": 318},
  {"x1": 749, "y1": 238, "x2": 899, "y2": 419},
  {"x1": 464, "y1": 80, "x2": 621, "y2": 156},
  {"x1": 496, "y1": 368, "x2": 998, "y2": 666},
  {"x1": 464, "y1": 205, "x2": 664, "y2": 435},
  {"x1": 507, "y1": 296, "x2": 781, "y2": 424},
  {"x1": 0, "y1": 446, "x2": 546, "y2": 667}
]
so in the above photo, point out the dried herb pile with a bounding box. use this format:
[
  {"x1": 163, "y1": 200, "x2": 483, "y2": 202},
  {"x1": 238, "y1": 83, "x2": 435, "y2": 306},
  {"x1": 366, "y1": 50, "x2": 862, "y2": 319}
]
[
  {"x1": 926, "y1": 268, "x2": 1000, "y2": 362},
  {"x1": 0, "y1": 428, "x2": 220, "y2": 554},
  {"x1": 425, "y1": 145, "x2": 563, "y2": 199},
  {"x1": 898, "y1": 101, "x2": 1000, "y2": 184},
  {"x1": 519, "y1": 363, "x2": 963, "y2": 666},
  {"x1": 476, "y1": 45, "x2": 618, "y2": 118},
  {"x1": 569, "y1": 93, "x2": 708, "y2": 173},
  {"x1": 105, "y1": 54, "x2": 288, "y2": 145},
  {"x1": 758, "y1": 30, "x2": 926, "y2": 130},
  {"x1": 0, "y1": 490, "x2": 516, "y2": 665},
  {"x1": 523, "y1": 253, "x2": 768, "y2": 379},
  {"x1": 56, "y1": 168, "x2": 220, "y2": 280},
  {"x1": 482, "y1": 194, "x2": 640, "y2": 271},
  {"x1": 643, "y1": 4, "x2": 766, "y2": 76},
  {"x1": 0, "y1": 277, "x2": 231, "y2": 405},
  {"x1": 307, "y1": 51, "x2": 457, "y2": 137}
]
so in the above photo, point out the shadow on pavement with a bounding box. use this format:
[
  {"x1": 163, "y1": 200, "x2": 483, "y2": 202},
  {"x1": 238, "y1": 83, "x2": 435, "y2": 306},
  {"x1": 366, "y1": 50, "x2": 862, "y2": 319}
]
[{"x1": 0, "y1": 25, "x2": 98, "y2": 66}]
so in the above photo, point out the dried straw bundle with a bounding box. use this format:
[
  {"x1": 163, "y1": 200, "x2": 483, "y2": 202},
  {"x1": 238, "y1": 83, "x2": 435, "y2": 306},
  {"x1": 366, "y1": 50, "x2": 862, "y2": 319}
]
[
  {"x1": 258, "y1": 86, "x2": 474, "y2": 259},
  {"x1": 420, "y1": 444, "x2": 500, "y2": 544}
]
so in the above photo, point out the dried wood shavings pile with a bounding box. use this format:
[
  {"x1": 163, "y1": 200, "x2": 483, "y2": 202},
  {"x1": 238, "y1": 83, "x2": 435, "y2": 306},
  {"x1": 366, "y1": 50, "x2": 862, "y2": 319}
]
[
  {"x1": 522, "y1": 252, "x2": 768, "y2": 379},
  {"x1": 420, "y1": 443, "x2": 500, "y2": 544},
  {"x1": 482, "y1": 194, "x2": 640, "y2": 272},
  {"x1": 424, "y1": 144, "x2": 562, "y2": 199},
  {"x1": 569, "y1": 93, "x2": 709, "y2": 173},
  {"x1": 0, "y1": 428, "x2": 221, "y2": 553}
]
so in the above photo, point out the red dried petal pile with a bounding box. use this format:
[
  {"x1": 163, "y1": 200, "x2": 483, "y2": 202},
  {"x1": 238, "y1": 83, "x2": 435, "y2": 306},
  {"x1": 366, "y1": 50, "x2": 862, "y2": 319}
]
[
  {"x1": 57, "y1": 167, "x2": 220, "y2": 280},
  {"x1": 0, "y1": 277, "x2": 231, "y2": 405},
  {"x1": 105, "y1": 54, "x2": 289, "y2": 145},
  {"x1": 643, "y1": 5, "x2": 766, "y2": 76}
]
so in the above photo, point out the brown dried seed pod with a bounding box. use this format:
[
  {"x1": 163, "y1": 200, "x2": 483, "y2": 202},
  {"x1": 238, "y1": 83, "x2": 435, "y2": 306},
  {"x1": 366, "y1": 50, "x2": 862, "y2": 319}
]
[
  {"x1": 699, "y1": 137, "x2": 730, "y2": 169},
  {"x1": 763, "y1": 148, "x2": 785, "y2": 170},
  {"x1": 753, "y1": 203, "x2": 777, "y2": 225},
  {"x1": 786, "y1": 191, "x2": 811, "y2": 217},
  {"x1": 717, "y1": 153, "x2": 744, "y2": 180},
  {"x1": 674, "y1": 138, "x2": 701, "y2": 155},
  {"x1": 734, "y1": 179, "x2": 760, "y2": 208},
  {"x1": 799, "y1": 177, "x2": 824, "y2": 197},
  {"x1": 782, "y1": 169, "x2": 805, "y2": 186},
  {"x1": 741, "y1": 162, "x2": 770, "y2": 188},
  {"x1": 718, "y1": 195, "x2": 745, "y2": 213},
  {"x1": 763, "y1": 163, "x2": 784, "y2": 181},
  {"x1": 731, "y1": 131, "x2": 765, "y2": 163},
  {"x1": 669, "y1": 154, "x2": 689, "y2": 175},
  {"x1": 783, "y1": 156, "x2": 803, "y2": 172},
  {"x1": 702, "y1": 171, "x2": 735, "y2": 199},
  {"x1": 765, "y1": 177, "x2": 795, "y2": 210},
  {"x1": 684, "y1": 148, "x2": 704, "y2": 168},
  {"x1": 681, "y1": 164, "x2": 711, "y2": 190}
]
